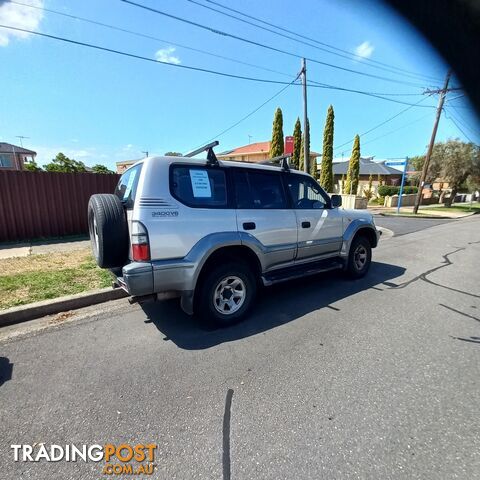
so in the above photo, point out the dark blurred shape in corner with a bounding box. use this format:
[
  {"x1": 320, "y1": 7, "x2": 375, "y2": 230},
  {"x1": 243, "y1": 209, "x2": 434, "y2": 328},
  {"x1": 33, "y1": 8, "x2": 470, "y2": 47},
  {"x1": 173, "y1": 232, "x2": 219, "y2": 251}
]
[{"x1": 384, "y1": 0, "x2": 480, "y2": 117}]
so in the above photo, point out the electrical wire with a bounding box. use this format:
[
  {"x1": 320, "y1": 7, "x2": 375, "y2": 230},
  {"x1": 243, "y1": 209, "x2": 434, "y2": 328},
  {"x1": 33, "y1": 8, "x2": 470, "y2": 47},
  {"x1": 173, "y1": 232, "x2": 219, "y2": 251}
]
[
  {"x1": 8, "y1": 0, "x2": 294, "y2": 79},
  {"x1": 444, "y1": 111, "x2": 475, "y2": 143},
  {"x1": 0, "y1": 24, "x2": 436, "y2": 108},
  {"x1": 334, "y1": 95, "x2": 434, "y2": 151},
  {"x1": 120, "y1": 0, "x2": 429, "y2": 88},
  {"x1": 185, "y1": 0, "x2": 441, "y2": 84},
  {"x1": 444, "y1": 107, "x2": 478, "y2": 139},
  {"x1": 188, "y1": 75, "x2": 300, "y2": 151},
  {"x1": 198, "y1": 0, "x2": 443, "y2": 83},
  {"x1": 9, "y1": 1, "x2": 427, "y2": 98},
  {"x1": 361, "y1": 112, "x2": 433, "y2": 147}
]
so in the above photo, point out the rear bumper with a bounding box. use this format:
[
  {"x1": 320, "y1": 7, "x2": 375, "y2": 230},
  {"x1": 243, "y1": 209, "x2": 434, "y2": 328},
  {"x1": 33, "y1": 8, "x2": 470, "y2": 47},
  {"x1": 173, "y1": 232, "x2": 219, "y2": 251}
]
[{"x1": 112, "y1": 260, "x2": 196, "y2": 314}]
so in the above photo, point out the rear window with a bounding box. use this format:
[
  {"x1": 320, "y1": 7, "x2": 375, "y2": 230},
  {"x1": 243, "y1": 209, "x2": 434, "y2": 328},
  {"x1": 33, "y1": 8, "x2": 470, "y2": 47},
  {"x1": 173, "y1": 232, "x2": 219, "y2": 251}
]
[
  {"x1": 170, "y1": 166, "x2": 227, "y2": 207},
  {"x1": 233, "y1": 170, "x2": 287, "y2": 209},
  {"x1": 114, "y1": 163, "x2": 142, "y2": 208}
]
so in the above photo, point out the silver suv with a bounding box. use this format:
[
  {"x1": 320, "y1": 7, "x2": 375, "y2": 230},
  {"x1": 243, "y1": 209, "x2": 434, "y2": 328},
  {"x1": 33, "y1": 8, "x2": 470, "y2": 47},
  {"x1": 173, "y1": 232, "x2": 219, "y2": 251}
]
[{"x1": 88, "y1": 143, "x2": 379, "y2": 326}]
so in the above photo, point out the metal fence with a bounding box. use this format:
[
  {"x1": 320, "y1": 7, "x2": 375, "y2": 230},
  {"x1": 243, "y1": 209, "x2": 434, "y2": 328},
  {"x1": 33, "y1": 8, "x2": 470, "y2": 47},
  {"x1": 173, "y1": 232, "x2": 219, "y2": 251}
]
[{"x1": 0, "y1": 171, "x2": 120, "y2": 242}]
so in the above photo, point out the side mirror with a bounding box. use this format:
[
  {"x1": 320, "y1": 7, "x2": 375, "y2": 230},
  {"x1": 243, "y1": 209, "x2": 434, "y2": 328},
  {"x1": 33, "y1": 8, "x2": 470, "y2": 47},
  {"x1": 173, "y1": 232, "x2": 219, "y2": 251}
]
[{"x1": 331, "y1": 194, "x2": 342, "y2": 208}]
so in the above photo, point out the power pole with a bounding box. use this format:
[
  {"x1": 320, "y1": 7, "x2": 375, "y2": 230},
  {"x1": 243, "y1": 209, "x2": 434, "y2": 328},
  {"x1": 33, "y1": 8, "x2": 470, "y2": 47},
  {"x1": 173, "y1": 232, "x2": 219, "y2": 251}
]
[
  {"x1": 301, "y1": 58, "x2": 309, "y2": 173},
  {"x1": 413, "y1": 70, "x2": 452, "y2": 214}
]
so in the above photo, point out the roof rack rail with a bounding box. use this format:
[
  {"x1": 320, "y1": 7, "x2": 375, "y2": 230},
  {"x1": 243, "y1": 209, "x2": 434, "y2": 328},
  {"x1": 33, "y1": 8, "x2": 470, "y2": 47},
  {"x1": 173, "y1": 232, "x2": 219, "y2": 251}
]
[
  {"x1": 259, "y1": 154, "x2": 291, "y2": 172},
  {"x1": 184, "y1": 140, "x2": 219, "y2": 166}
]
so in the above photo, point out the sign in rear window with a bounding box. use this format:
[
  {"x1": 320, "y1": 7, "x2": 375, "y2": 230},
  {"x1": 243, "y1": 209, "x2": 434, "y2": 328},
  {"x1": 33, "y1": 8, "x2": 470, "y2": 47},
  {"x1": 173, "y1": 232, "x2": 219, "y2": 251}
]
[
  {"x1": 171, "y1": 166, "x2": 227, "y2": 208},
  {"x1": 189, "y1": 170, "x2": 212, "y2": 198}
]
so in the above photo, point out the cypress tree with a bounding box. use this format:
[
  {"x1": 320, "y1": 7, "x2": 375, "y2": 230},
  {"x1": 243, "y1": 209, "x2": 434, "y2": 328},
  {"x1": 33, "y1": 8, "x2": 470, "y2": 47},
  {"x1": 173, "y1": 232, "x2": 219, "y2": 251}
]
[
  {"x1": 299, "y1": 118, "x2": 310, "y2": 172},
  {"x1": 269, "y1": 107, "x2": 284, "y2": 158},
  {"x1": 319, "y1": 105, "x2": 334, "y2": 192},
  {"x1": 292, "y1": 117, "x2": 302, "y2": 169},
  {"x1": 344, "y1": 135, "x2": 361, "y2": 195}
]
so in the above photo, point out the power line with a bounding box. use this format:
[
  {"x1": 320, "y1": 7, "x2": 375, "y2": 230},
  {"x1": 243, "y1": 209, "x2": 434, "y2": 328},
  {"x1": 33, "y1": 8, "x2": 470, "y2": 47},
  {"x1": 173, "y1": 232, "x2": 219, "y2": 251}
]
[
  {"x1": 189, "y1": 75, "x2": 299, "y2": 151},
  {"x1": 120, "y1": 0, "x2": 428, "y2": 88},
  {"x1": 197, "y1": 0, "x2": 443, "y2": 83},
  {"x1": 443, "y1": 111, "x2": 475, "y2": 143},
  {"x1": 361, "y1": 112, "x2": 433, "y2": 147},
  {"x1": 334, "y1": 95, "x2": 434, "y2": 151},
  {"x1": 9, "y1": 0, "x2": 293, "y2": 80},
  {"x1": 448, "y1": 105, "x2": 479, "y2": 136},
  {"x1": 0, "y1": 25, "x2": 434, "y2": 108},
  {"x1": 11, "y1": 1, "x2": 425, "y2": 98},
  {"x1": 444, "y1": 108, "x2": 478, "y2": 140},
  {"x1": 185, "y1": 0, "x2": 435, "y2": 84},
  {"x1": 10, "y1": 1, "x2": 425, "y2": 99},
  {"x1": 307, "y1": 81, "x2": 434, "y2": 108},
  {"x1": 0, "y1": 24, "x2": 301, "y2": 86}
]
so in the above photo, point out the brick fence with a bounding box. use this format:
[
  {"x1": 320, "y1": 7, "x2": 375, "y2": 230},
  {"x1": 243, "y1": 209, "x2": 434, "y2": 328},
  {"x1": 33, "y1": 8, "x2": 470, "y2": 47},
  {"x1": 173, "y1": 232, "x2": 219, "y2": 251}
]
[{"x1": 0, "y1": 171, "x2": 120, "y2": 242}]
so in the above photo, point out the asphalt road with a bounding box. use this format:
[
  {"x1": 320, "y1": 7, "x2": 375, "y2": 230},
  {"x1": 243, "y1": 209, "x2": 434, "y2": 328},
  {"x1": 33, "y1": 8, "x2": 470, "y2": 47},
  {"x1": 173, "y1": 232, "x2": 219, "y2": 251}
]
[
  {"x1": 374, "y1": 215, "x2": 452, "y2": 236},
  {"x1": 1, "y1": 216, "x2": 479, "y2": 480}
]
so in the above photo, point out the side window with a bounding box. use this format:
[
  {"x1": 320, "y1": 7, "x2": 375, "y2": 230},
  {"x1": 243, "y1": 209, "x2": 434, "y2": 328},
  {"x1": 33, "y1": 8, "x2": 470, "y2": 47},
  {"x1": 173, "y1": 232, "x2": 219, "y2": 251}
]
[
  {"x1": 170, "y1": 166, "x2": 227, "y2": 207},
  {"x1": 0, "y1": 153, "x2": 13, "y2": 168},
  {"x1": 114, "y1": 163, "x2": 142, "y2": 208},
  {"x1": 287, "y1": 174, "x2": 329, "y2": 209},
  {"x1": 234, "y1": 170, "x2": 287, "y2": 209}
]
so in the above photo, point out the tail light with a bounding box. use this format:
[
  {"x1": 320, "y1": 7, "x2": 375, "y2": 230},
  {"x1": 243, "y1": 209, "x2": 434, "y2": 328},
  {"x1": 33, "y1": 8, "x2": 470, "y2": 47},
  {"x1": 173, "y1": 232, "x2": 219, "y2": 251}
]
[{"x1": 131, "y1": 221, "x2": 150, "y2": 262}]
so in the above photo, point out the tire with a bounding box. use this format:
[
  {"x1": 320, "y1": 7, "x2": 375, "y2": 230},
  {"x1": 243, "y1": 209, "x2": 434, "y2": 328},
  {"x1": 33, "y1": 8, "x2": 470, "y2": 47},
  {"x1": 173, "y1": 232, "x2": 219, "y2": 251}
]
[
  {"x1": 345, "y1": 235, "x2": 372, "y2": 279},
  {"x1": 88, "y1": 194, "x2": 129, "y2": 269},
  {"x1": 195, "y1": 262, "x2": 257, "y2": 327}
]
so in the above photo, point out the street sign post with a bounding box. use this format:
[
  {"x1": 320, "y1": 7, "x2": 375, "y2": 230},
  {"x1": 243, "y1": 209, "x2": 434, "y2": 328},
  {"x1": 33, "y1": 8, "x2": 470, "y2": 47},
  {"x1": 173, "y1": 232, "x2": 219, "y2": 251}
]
[
  {"x1": 385, "y1": 158, "x2": 408, "y2": 214},
  {"x1": 284, "y1": 136, "x2": 294, "y2": 155}
]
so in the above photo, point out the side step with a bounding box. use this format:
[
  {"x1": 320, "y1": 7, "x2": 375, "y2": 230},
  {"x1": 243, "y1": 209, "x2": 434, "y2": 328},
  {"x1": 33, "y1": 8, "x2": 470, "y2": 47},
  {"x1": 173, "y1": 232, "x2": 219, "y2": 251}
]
[{"x1": 262, "y1": 257, "x2": 344, "y2": 286}]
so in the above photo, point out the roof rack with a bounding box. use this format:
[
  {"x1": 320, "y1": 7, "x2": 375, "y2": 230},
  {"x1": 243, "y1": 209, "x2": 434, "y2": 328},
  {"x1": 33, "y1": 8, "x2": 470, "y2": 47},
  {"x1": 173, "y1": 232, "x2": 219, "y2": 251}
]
[
  {"x1": 259, "y1": 154, "x2": 291, "y2": 172},
  {"x1": 184, "y1": 140, "x2": 219, "y2": 166}
]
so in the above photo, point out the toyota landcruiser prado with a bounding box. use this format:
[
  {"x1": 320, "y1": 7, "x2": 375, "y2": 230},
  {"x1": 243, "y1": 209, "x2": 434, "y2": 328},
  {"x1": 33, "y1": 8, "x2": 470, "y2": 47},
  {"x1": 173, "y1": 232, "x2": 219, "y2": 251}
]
[{"x1": 88, "y1": 144, "x2": 380, "y2": 326}]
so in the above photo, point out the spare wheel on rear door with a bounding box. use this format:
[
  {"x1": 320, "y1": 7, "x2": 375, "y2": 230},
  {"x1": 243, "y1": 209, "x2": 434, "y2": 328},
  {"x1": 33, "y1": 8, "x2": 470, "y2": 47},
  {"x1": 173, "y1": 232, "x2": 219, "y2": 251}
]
[{"x1": 88, "y1": 194, "x2": 129, "y2": 268}]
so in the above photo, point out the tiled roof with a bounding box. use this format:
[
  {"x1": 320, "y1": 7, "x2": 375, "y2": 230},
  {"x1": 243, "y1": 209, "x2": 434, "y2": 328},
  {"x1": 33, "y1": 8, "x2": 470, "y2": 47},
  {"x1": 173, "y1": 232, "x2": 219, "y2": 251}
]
[
  {"x1": 332, "y1": 157, "x2": 402, "y2": 176},
  {"x1": 0, "y1": 142, "x2": 36, "y2": 155},
  {"x1": 219, "y1": 141, "x2": 320, "y2": 157}
]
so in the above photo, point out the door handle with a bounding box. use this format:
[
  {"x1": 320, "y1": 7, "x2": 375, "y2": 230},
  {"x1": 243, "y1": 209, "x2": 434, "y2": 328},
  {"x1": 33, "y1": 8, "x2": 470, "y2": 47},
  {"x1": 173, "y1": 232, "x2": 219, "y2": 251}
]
[
  {"x1": 301, "y1": 221, "x2": 311, "y2": 228},
  {"x1": 243, "y1": 222, "x2": 256, "y2": 230}
]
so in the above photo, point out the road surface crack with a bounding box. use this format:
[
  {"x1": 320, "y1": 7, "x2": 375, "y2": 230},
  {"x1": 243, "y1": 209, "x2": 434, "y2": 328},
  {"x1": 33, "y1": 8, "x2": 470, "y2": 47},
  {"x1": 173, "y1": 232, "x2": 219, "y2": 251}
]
[{"x1": 383, "y1": 242, "x2": 480, "y2": 299}]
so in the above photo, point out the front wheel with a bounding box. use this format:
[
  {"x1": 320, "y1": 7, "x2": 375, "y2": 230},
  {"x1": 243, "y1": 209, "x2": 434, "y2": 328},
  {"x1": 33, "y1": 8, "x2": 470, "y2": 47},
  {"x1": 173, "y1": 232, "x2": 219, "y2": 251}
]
[
  {"x1": 345, "y1": 235, "x2": 372, "y2": 278},
  {"x1": 196, "y1": 262, "x2": 257, "y2": 327}
]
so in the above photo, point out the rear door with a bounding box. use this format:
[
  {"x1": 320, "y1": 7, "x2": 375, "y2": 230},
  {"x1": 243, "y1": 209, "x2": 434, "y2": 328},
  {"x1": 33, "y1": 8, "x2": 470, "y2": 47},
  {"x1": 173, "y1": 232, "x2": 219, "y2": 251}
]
[
  {"x1": 233, "y1": 168, "x2": 297, "y2": 271},
  {"x1": 285, "y1": 173, "x2": 343, "y2": 262}
]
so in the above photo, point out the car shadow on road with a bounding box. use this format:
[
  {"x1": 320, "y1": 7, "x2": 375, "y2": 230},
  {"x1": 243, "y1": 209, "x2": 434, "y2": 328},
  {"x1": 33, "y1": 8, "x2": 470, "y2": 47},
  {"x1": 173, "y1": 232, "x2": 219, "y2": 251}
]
[
  {"x1": 0, "y1": 357, "x2": 13, "y2": 387},
  {"x1": 141, "y1": 261, "x2": 405, "y2": 350}
]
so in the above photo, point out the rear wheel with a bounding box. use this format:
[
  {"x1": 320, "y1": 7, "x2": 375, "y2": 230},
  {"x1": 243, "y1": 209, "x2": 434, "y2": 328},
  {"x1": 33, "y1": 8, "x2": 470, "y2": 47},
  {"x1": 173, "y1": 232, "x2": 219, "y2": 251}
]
[
  {"x1": 88, "y1": 194, "x2": 129, "y2": 268},
  {"x1": 345, "y1": 235, "x2": 372, "y2": 278},
  {"x1": 196, "y1": 262, "x2": 257, "y2": 327}
]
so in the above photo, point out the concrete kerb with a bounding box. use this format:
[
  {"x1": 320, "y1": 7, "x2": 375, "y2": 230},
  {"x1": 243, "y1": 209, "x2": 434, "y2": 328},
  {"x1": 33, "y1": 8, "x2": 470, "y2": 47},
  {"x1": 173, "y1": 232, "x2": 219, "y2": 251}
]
[{"x1": 0, "y1": 287, "x2": 128, "y2": 328}]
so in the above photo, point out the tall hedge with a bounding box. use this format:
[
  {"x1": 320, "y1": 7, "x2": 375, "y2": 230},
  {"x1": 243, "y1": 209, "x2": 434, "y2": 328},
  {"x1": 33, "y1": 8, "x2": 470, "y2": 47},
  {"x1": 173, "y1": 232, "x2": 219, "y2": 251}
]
[
  {"x1": 319, "y1": 105, "x2": 334, "y2": 192},
  {"x1": 299, "y1": 118, "x2": 310, "y2": 172},
  {"x1": 292, "y1": 117, "x2": 302, "y2": 169},
  {"x1": 344, "y1": 135, "x2": 360, "y2": 195},
  {"x1": 269, "y1": 107, "x2": 284, "y2": 158}
]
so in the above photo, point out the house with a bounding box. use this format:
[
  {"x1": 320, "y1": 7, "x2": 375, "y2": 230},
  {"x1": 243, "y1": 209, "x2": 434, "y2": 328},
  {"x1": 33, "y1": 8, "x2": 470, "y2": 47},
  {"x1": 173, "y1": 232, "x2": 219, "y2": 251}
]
[
  {"x1": 329, "y1": 157, "x2": 403, "y2": 194},
  {"x1": 0, "y1": 143, "x2": 36, "y2": 170},
  {"x1": 116, "y1": 159, "x2": 142, "y2": 174},
  {"x1": 217, "y1": 141, "x2": 320, "y2": 165}
]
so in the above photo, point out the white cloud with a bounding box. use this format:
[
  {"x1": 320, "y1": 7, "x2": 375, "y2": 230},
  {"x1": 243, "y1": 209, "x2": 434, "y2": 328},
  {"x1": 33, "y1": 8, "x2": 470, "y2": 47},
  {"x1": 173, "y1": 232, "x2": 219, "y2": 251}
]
[
  {"x1": 0, "y1": 0, "x2": 44, "y2": 47},
  {"x1": 155, "y1": 46, "x2": 181, "y2": 65},
  {"x1": 354, "y1": 41, "x2": 374, "y2": 60}
]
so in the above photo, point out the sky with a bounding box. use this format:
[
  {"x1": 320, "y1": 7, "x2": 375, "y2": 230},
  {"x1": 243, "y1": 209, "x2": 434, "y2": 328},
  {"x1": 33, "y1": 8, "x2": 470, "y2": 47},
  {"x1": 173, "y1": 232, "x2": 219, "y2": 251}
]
[{"x1": 0, "y1": 0, "x2": 478, "y2": 171}]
